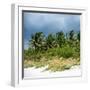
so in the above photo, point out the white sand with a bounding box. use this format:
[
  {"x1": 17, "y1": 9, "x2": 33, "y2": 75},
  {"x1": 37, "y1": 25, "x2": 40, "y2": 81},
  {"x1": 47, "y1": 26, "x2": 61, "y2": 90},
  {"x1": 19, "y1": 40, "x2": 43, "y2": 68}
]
[{"x1": 24, "y1": 65, "x2": 81, "y2": 79}]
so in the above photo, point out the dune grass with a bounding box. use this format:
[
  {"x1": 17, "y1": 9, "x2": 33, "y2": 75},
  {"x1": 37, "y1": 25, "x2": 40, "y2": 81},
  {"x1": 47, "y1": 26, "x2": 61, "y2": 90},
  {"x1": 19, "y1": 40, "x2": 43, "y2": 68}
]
[{"x1": 24, "y1": 56, "x2": 80, "y2": 72}]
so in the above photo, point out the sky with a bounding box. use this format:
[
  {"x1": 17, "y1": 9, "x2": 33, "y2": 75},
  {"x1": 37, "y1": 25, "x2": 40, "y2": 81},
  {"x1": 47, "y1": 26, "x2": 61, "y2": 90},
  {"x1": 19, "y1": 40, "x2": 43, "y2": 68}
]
[{"x1": 23, "y1": 11, "x2": 80, "y2": 49}]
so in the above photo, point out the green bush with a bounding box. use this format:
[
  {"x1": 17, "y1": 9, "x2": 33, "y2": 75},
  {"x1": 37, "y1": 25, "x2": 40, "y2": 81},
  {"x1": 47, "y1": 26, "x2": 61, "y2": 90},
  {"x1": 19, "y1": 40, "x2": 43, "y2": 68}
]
[{"x1": 59, "y1": 46, "x2": 74, "y2": 58}]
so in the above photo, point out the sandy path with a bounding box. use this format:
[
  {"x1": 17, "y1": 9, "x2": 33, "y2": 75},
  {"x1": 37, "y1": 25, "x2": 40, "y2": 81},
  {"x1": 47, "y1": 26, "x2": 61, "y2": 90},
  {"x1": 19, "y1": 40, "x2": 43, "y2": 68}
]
[{"x1": 24, "y1": 65, "x2": 81, "y2": 79}]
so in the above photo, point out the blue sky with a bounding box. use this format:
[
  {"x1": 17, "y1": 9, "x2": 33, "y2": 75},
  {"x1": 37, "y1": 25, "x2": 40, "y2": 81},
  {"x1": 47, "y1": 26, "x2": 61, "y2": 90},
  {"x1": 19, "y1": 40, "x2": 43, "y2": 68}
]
[{"x1": 23, "y1": 12, "x2": 80, "y2": 49}]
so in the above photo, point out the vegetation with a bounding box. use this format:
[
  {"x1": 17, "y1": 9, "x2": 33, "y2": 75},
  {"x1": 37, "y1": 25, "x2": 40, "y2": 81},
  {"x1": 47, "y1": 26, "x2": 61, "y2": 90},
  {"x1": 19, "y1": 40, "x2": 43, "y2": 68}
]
[{"x1": 24, "y1": 30, "x2": 80, "y2": 72}]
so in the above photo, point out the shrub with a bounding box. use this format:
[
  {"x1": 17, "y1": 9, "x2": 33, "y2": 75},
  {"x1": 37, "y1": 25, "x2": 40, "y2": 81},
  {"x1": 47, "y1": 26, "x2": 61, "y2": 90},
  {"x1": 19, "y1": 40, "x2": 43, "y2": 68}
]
[{"x1": 57, "y1": 46, "x2": 75, "y2": 58}]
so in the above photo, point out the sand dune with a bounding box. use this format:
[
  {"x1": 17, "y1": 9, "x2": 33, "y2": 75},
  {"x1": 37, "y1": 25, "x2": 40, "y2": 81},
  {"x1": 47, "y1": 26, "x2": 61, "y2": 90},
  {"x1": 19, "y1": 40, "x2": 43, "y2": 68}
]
[{"x1": 24, "y1": 65, "x2": 81, "y2": 79}]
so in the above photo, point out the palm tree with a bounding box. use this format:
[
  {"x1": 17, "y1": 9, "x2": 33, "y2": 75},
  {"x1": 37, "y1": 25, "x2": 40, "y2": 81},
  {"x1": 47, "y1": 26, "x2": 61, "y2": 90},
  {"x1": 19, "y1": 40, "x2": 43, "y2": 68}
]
[
  {"x1": 46, "y1": 34, "x2": 57, "y2": 49},
  {"x1": 69, "y1": 30, "x2": 75, "y2": 41},
  {"x1": 77, "y1": 31, "x2": 80, "y2": 41},
  {"x1": 56, "y1": 31, "x2": 65, "y2": 47},
  {"x1": 30, "y1": 32, "x2": 45, "y2": 51}
]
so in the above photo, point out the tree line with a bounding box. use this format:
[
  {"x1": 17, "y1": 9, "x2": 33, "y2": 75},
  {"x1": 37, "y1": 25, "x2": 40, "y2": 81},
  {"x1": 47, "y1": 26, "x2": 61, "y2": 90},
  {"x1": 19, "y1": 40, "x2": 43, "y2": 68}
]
[
  {"x1": 24, "y1": 30, "x2": 80, "y2": 61},
  {"x1": 28, "y1": 30, "x2": 80, "y2": 52}
]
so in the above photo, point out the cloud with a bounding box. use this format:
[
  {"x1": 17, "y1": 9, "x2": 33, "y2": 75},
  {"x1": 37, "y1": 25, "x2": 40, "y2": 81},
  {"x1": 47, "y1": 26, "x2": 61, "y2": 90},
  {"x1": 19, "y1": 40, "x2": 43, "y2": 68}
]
[
  {"x1": 23, "y1": 12, "x2": 80, "y2": 49},
  {"x1": 24, "y1": 39, "x2": 29, "y2": 50}
]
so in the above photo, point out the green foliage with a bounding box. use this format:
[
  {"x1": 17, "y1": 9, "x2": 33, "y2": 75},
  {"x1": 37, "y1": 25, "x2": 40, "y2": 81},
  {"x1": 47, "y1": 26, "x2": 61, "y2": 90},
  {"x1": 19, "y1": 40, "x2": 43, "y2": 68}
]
[
  {"x1": 77, "y1": 31, "x2": 80, "y2": 41},
  {"x1": 46, "y1": 34, "x2": 57, "y2": 48},
  {"x1": 69, "y1": 30, "x2": 75, "y2": 40},
  {"x1": 58, "y1": 46, "x2": 74, "y2": 58},
  {"x1": 24, "y1": 30, "x2": 80, "y2": 71},
  {"x1": 56, "y1": 31, "x2": 65, "y2": 47},
  {"x1": 30, "y1": 32, "x2": 46, "y2": 51}
]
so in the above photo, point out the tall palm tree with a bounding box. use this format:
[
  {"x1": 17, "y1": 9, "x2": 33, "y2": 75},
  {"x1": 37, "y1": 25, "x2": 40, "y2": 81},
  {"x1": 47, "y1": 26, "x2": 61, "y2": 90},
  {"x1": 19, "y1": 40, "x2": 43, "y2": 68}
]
[
  {"x1": 56, "y1": 31, "x2": 65, "y2": 47},
  {"x1": 46, "y1": 34, "x2": 57, "y2": 49},
  {"x1": 69, "y1": 30, "x2": 75, "y2": 41},
  {"x1": 30, "y1": 32, "x2": 45, "y2": 51},
  {"x1": 77, "y1": 31, "x2": 80, "y2": 41},
  {"x1": 68, "y1": 30, "x2": 79, "y2": 47}
]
